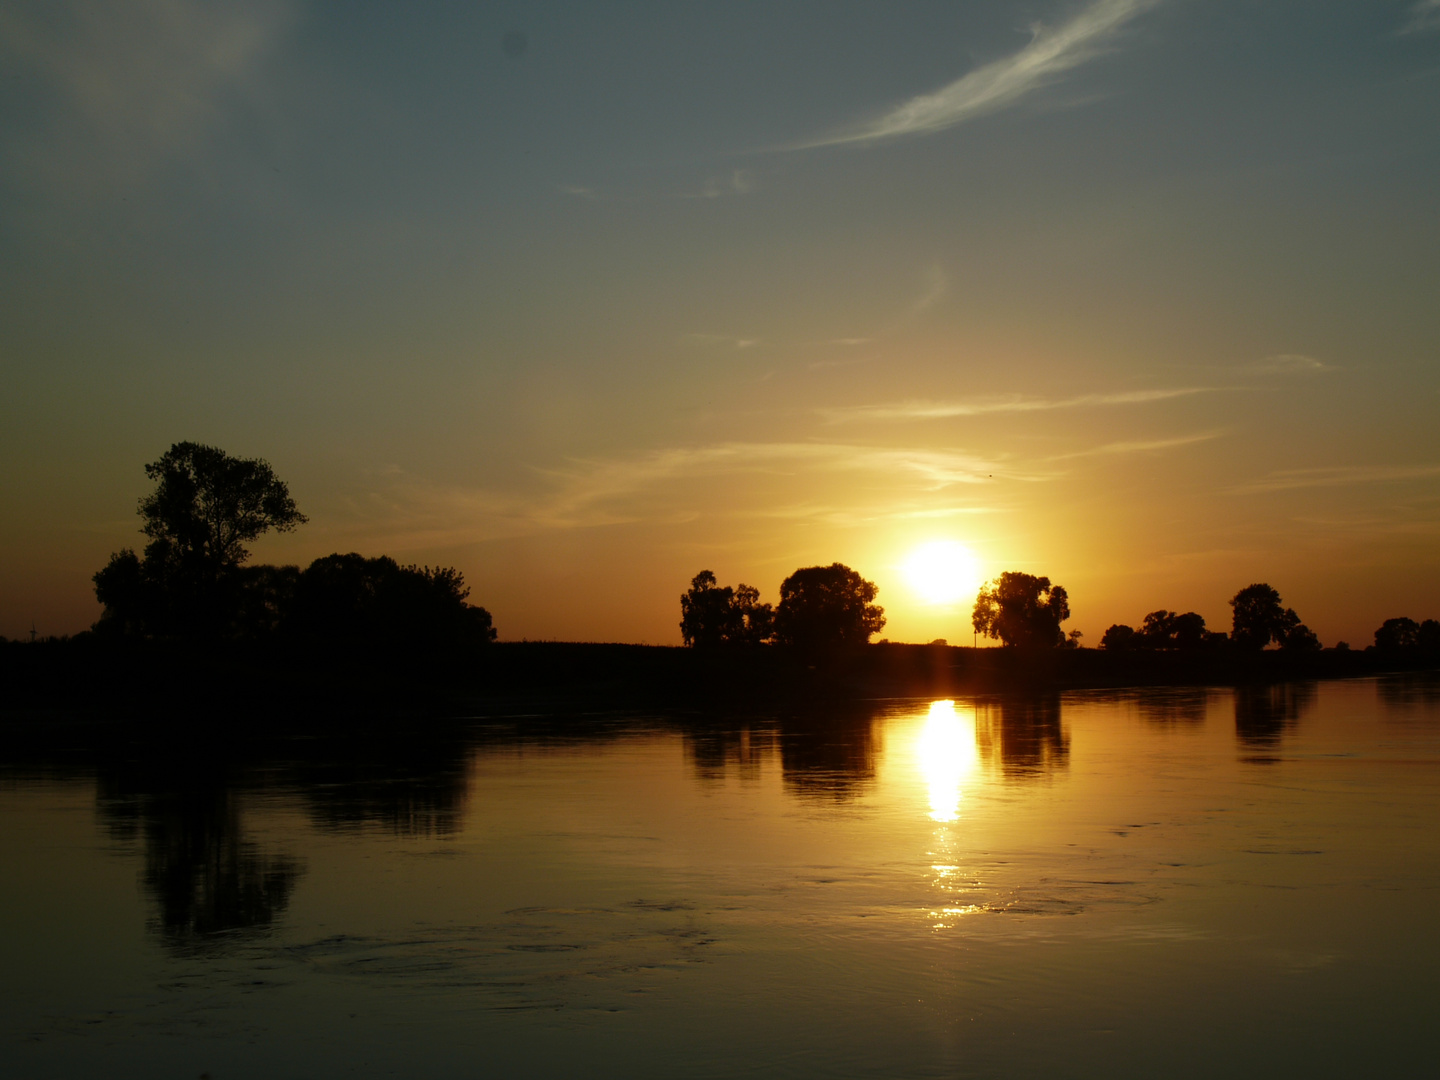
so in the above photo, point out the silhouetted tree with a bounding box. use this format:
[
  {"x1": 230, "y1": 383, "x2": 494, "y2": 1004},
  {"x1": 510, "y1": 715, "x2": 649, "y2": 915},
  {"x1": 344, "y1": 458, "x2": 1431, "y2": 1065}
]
[
  {"x1": 94, "y1": 442, "x2": 306, "y2": 638},
  {"x1": 1422, "y1": 620, "x2": 1440, "y2": 653},
  {"x1": 732, "y1": 583, "x2": 776, "y2": 645},
  {"x1": 286, "y1": 553, "x2": 495, "y2": 655},
  {"x1": 773, "y1": 563, "x2": 884, "y2": 652},
  {"x1": 1100, "y1": 623, "x2": 1138, "y2": 650},
  {"x1": 1375, "y1": 617, "x2": 1421, "y2": 651},
  {"x1": 1139, "y1": 610, "x2": 1212, "y2": 650},
  {"x1": 680, "y1": 571, "x2": 734, "y2": 646},
  {"x1": 1229, "y1": 583, "x2": 1318, "y2": 651},
  {"x1": 140, "y1": 442, "x2": 307, "y2": 573},
  {"x1": 972, "y1": 572, "x2": 1070, "y2": 648},
  {"x1": 679, "y1": 571, "x2": 774, "y2": 646}
]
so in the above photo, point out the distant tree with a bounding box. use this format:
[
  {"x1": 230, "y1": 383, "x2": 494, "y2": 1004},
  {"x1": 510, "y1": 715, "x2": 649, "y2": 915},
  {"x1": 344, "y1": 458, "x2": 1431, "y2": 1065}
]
[
  {"x1": 1230, "y1": 583, "x2": 1318, "y2": 651},
  {"x1": 773, "y1": 563, "x2": 884, "y2": 652},
  {"x1": 139, "y1": 442, "x2": 307, "y2": 576},
  {"x1": 679, "y1": 571, "x2": 773, "y2": 646},
  {"x1": 680, "y1": 571, "x2": 735, "y2": 646},
  {"x1": 94, "y1": 442, "x2": 307, "y2": 638},
  {"x1": 1281, "y1": 621, "x2": 1321, "y2": 652},
  {"x1": 1139, "y1": 610, "x2": 1211, "y2": 650},
  {"x1": 1230, "y1": 584, "x2": 1284, "y2": 650},
  {"x1": 286, "y1": 553, "x2": 495, "y2": 654},
  {"x1": 972, "y1": 572, "x2": 1070, "y2": 648},
  {"x1": 1421, "y1": 620, "x2": 1440, "y2": 653},
  {"x1": 1066, "y1": 629, "x2": 1084, "y2": 649},
  {"x1": 732, "y1": 582, "x2": 775, "y2": 645},
  {"x1": 1375, "y1": 617, "x2": 1420, "y2": 651},
  {"x1": 1100, "y1": 623, "x2": 1138, "y2": 651}
]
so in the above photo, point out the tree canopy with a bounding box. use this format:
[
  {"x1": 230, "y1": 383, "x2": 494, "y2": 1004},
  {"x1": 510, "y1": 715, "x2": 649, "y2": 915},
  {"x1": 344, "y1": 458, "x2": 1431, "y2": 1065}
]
[
  {"x1": 1229, "y1": 583, "x2": 1319, "y2": 651},
  {"x1": 287, "y1": 553, "x2": 496, "y2": 654},
  {"x1": 773, "y1": 564, "x2": 884, "y2": 652},
  {"x1": 140, "y1": 442, "x2": 307, "y2": 574},
  {"x1": 679, "y1": 570, "x2": 773, "y2": 646},
  {"x1": 1374, "y1": 617, "x2": 1440, "y2": 652},
  {"x1": 95, "y1": 443, "x2": 307, "y2": 638},
  {"x1": 92, "y1": 445, "x2": 495, "y2": 651},
  {"x1": 1101, "y1": 610, "x2": 1220, "y2": 651},
  {"x1": 972, "y1": 572, "x2": 1070, "y2": 648}
]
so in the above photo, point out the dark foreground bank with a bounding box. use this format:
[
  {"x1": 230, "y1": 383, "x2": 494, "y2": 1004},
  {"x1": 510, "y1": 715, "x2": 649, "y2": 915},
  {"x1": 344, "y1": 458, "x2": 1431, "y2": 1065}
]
[{"x1": 3, "y1": 635, "x2": 1436, "y2": 722}]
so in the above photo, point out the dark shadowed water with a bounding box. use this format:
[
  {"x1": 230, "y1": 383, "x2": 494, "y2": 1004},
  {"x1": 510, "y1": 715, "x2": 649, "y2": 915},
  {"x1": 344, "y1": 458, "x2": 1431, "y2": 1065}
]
[{"x1": 3, "y1": 676, "x2": 1439, "y2": 1078}]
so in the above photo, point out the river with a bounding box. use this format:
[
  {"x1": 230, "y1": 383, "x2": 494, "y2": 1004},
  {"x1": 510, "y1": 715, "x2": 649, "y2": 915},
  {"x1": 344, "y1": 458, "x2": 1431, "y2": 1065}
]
[{"x1": 3, "y1": 676, "x2": 1438, "y2": 1078}]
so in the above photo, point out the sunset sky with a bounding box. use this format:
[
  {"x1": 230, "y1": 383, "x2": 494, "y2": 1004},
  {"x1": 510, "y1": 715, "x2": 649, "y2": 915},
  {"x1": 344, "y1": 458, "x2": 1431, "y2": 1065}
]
[{"x1": 2, "y1": 0, "x2": 1438, "y2": 646}]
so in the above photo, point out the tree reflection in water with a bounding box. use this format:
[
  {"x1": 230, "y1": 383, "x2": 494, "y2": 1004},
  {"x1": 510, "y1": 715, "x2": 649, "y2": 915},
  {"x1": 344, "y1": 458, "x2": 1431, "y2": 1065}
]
[
  {"x1": 288, "y1": 727, "x2": 477, "y2": 837},
  {"x1": 1234, "y1": 682, "x2": 1317, "y2": 759},
  {"x1": 683, "y1": 727, "x2": 770, "y2": 785},
  {"x1": 1135, "y1": 688, "x2": 1212, "y2": 726},
  {"x1": 975, "y1": 694, "x2": 1068, "y2": 779},
  {"x1": 97, "y1": 761, "x2": 300, "y2": 953},
  {"x1": 85, "y1": 723, "x2": 485, "y2": 953},
  {"x1": 776, "y1": 709, "x2": 879, "y2": 801},
  {"x1": 1377, "y1": 673, "x2": 1440, "y2": 711}
]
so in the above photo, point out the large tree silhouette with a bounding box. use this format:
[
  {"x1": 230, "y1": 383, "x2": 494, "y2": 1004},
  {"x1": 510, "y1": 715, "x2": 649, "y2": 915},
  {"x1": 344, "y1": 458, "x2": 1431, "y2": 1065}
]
[
  {"x1": 972, "y1": 572, "x2": 1070, "y2": 648},
  {"x1": 679, "y1": 570, "x2": 773, "y2": 646},
  {"x1": 286, "y1": 553, "x2": 496, "y2": 654},
  {"x1": 95, "y1": 442, "x2": 306, "y2": 637},
  {"x1": 773, "y1": 563, "x2": 884, "y2": 652},
  {"x1": 1229, "y1": 583, "x2": 1319, "y2": 651}
]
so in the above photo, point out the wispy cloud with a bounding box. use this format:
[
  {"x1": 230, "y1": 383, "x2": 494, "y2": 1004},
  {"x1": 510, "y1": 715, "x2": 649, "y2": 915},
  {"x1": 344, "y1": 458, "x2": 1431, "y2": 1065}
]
[
  {"x1": 330, "y1": 442, "x2": 1021, "y2": 550},
  {"x1": 820, "y1": 387, "x2": 1209, "y2": 423},
  {"x1": 794, "y1": 0, "x2": 1158, "y2": 149},
  {"x1": 1232, "y1": 464, "x2": 1440, "y2": 495},
  {"x1": 674, "y1": 169, "x2": 757, "y2": 199},
  {"x1": 0, "y1": 0, "x2": 292, "y2": 185},
  {"x1": 1249, "y1": 353, "x2": 1334, "y2": 374},
  {"x1": 1404, "y1": 0, "x2": 1440, "y2": 33},
  {"x1": 911, "y1": 262, "x2": 948, "y2": 314},
  {"x1": 683, "y1": 333, "x2": 762, "y2": 349},
  {"x1": 532, "y1": 443, "x2": 1012, "y2": 524},
  {"x1": 1048, "y1": 431, "x2": 1223, "y2": 460}
]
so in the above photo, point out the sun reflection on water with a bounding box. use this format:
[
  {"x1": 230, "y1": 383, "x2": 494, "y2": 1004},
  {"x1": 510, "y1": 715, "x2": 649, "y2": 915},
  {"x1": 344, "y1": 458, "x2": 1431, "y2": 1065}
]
[
  {"x1": 914, "y1": 699, "x2": 979, "y2": 823},
  {"x1": 912, "y1": 700, "x2": 984, "y2": 929}
]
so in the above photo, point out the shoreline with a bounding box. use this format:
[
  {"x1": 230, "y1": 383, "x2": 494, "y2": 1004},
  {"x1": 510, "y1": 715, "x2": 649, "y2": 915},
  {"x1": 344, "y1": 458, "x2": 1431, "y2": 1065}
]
[{"x1": 2, "y1": 638, "x2": 1436, "y2": 723}]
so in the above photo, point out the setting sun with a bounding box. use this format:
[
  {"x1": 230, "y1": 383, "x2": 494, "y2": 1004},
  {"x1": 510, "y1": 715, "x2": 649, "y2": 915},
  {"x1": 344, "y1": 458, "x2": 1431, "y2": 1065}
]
[{"x1": 903, "y1": 541, "x2": 981, "y2": 607}]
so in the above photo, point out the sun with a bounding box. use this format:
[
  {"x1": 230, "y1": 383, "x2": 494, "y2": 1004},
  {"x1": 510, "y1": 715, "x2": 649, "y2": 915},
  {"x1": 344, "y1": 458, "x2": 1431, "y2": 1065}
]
[{"x1": 902, "y1": 541, "x2": 980, "y2": 606}]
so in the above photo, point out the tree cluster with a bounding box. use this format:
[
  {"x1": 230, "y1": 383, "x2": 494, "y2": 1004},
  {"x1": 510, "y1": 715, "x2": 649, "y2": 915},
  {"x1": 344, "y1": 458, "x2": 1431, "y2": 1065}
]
[
  {"x1": 93, "y1": 443, "x2": 495, "y2": 654},
  {"x1": 679, "y1": 571, "x2": 774, "y2": 646},
  {"x1": 1099, "y1": 610, "x2": 1225, "y2": 651},
  {"x1": 1373, "y1": 617, "x2": 1440, "y2": 654},
  {"x1": 1099, "y1": 583, "x2": 1320, "y2": 653},
  {"x1": 680, "y1": 563, "x2": 885, "y2": 653},
  {"x1": 972, "y1": 572, "x2": 1071, "y2": 648}
]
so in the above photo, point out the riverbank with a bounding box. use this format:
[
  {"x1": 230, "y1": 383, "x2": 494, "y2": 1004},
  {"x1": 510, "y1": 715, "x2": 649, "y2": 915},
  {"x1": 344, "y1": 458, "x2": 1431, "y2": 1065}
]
[{"x1": 2, "y1": 636, "x2": 1435, "y2": 721}]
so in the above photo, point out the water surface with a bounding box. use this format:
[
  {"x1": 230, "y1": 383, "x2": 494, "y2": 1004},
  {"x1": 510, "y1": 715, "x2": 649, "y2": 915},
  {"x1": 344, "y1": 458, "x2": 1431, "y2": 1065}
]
[{"x1": 3, "y1": 677, "x2": 1438, "y2": 1078}]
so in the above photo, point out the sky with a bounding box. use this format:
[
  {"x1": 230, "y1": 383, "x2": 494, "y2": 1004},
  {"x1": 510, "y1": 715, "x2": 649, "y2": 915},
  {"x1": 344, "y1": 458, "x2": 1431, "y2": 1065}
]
[{"x1": 2, "y1": 0, "x2": 1438, "y2": 647}]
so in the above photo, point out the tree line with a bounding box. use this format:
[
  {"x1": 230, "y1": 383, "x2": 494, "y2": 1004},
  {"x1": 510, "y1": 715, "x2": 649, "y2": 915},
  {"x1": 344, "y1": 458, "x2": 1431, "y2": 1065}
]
[
  {"x1": 91, "y1": 443, "x2": 495, "y2": 654},
  {"x1": 680, "y1": 564, "x2": 885, "y2": 652},
  {"x1": 685, "y1": 565, "x2": 1439, "y2": 657},
  {"x1": 46, "y1": 441, "x2": 1440, "y2": 662}
]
